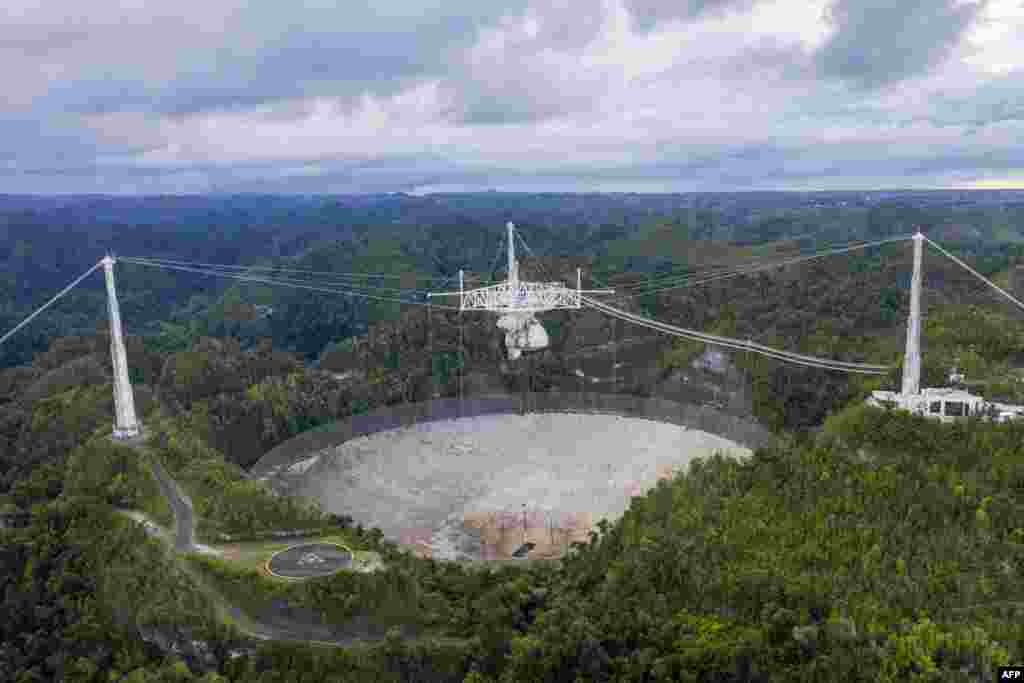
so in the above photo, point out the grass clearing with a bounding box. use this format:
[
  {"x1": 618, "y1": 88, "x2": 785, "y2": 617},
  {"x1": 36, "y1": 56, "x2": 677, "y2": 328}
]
[
  {"x1": 207, "y1": 532, "x2": 373, "y2": 576},
  {"x1": 184, "y1": 552, "x2": 301, "y2": 620}
]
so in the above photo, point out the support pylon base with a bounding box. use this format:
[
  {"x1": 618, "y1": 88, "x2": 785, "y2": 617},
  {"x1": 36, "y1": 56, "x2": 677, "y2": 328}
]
[{"x1": 111, "y1": 424, "x2": 145, "y2": 442}]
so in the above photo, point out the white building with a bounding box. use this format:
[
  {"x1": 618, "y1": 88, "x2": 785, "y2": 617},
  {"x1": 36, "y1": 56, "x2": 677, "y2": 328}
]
[
  {"x1": 868, "y1": 387, "x2": 987, "y2": 422},
  {"x1": 868, "y1": 388, "x2": 1024, "y2": 423}
]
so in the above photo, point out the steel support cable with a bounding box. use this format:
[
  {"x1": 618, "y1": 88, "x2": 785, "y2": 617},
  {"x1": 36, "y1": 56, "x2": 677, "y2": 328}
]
[
  {"x1": 517, "y1": 227, "x2": 826, "y2": 367},
  {"x1": 586, "y1": 234, "x2": 900, "y2": 294},
  {"x1": 924, "y1": 237, "x2": 1024, "y2": 316},
  {"x1": 605, "y1": 235, "x2": 912, "y2": 303},
  {"x1": 516, "y1": 225, "x2": 795, "y2": 291},
  {"x1": 616, "y1": 235, "x2": 912, "y2": 298},
  {"x1": 583, "y1": 301, "x2": 857, "y2": 372},
  {"x1": 123, "y1": 257, "x2": 456, "y2": 307},
  {"x1": 488, "y1": 231, "x2": 507, "y2": 280},
  {"x1": 589, "y1": 297, "x2": 889, "y2": 372},
  {"x1": 586, "y1": 302, "x2": 889, "y2": 374},
  {"x1": 521, "y1": 229, "x2": 814, "y2": 287},
  {"x1": 598, "y1": 307, "x2": 889, "y2": 373},
  {"x1": 582, "y1": 296, "x2": 890, "y2": 374},
  {"x1": 498, "y1": 228, "x2": 892, "y2": 372},
  {"x1": 120, "y1": 256, "x2": 438, "y2": 296},
  {"x1": 608, "y1": 235, "x2": 910, "y2": 294},
  {"x1": 513, "y1": 225, "x2": 907, "y2": 300},
  {"x1": 608, "y1": 263, "x2": 778, "y2": 300},
  {"x1": 120, "y1": 258, "x2": 461, "y2": 310},
  {"x1": 513, "y1": 231, "x2": 571, "y2": 285},
  {"x1": 584, "y1": 298, "x2": 845, "y2": 368},
  {"x1": 124, "y1": 255, "x2": 460, "y2": 297},
  {"x1": 612, "y1": 250, "x2": 832, "y2": 291},
  {"x1": 119, "y1": 256, "x2": 438, "y2": 294},
  {"x1": 614, "y1": 264, "x2": 758, "y2": 291},
  {"x1": 128, "y1": 253, "x2": 499, "y2": 288},
  {"x1": 118, "y1": 255, "x2": 441, "y2": 280},
  {"x1": 123, "y1": 254, "x2": 501, "y2": 289},
  {"x1": 0, "y1": 261, "x2": 104, "y2": 348},
  {"x1": 611, "y1": 242, "x2": 851, "y2": 292},
  {"x1": 508, "y1": 230, "x2": 889, "y2": 373}
]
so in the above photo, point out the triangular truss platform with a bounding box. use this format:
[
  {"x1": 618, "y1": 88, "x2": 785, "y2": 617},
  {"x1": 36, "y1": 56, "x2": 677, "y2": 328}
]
[{"x1": 428, "y1": 222, "x2": 614, "y2": 358}]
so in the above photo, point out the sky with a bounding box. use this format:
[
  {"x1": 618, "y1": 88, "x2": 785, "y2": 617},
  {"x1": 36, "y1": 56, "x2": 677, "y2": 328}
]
[{"x1": 3, "y1": 0, "x2": 1024, "y2": 194}]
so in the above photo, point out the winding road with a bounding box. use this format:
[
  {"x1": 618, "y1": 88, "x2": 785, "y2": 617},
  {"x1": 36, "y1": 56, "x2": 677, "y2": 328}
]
[
  {"x1": 125, "y1": 440, "x2": 396, "y2": 646},
  {"x1": 147, "y1": 458, "x2": 195, "y2": 552}
]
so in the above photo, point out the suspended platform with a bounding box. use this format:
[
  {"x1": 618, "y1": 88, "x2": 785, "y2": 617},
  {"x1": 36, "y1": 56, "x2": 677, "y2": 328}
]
[{"x1": 428, "y1": 222, "x2": 614, "y2": 359}]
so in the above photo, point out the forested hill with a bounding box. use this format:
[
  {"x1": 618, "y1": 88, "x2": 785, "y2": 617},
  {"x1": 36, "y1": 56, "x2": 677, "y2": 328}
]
[
  {"x1": 3, "y1": 191, "x2": 1024, "y2": 371},
  {"x1": 3, "y1": 311, "x2": 1024, "y2": 680},
  {"x1": 2, "y1": 190, "x2": 1024, "y2": 679},
  {"x1": 1, "y1": 191, "x2": 678, "y2": 367}
]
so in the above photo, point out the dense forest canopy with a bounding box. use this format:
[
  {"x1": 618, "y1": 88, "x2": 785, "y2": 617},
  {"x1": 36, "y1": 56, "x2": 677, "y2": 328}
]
[
  {"x1": 3, "y1": 191, "x2": 1024, "y2": 369},
  {"x1": 2, "y1": 191, "x2": 1024, "y2": 681}
]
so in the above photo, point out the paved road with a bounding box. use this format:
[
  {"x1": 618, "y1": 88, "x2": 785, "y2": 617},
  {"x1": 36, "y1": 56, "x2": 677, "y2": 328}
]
[
  {"x1": 122, "y1": 437, "x2": 403, "y2": 646},
  {"x1": 147, "y1": 458, "x2": 195, "y2": 552}
]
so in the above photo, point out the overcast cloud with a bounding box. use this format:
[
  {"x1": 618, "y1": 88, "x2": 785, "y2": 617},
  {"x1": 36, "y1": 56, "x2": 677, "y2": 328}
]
[{"x1": 2, "y1": 0, "x2": 1023, "y2": 193}]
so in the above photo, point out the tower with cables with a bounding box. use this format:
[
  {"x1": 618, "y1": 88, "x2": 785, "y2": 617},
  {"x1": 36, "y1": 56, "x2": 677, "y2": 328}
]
[
  {"x1": 428, "y1": 222, "x2": 615, "y2": 360},
  {"x1": 867, "y1": 227, "x2": 980, "y2": 419},
  {"x1": 867, "y1": 228, "x2": 1024, "y2": 421},
  {"x1": 901, "y1": 229, "x2": 924, "y2": 397},
  {"x1": 102, "y1": 254, "x2": 141, "y2": 439}
]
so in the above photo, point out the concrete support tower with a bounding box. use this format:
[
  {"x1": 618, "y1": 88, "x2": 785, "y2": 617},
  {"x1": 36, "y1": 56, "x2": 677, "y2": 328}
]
[
  {"x1": 102, "y1": 254, "x2": 141, "y2": 439},
  {"x1": 507, "y1": 221, "x2": 518, "y2": 286},
  {"x1": 901, "y1": 230, "x2": 924, "y2": 397}
]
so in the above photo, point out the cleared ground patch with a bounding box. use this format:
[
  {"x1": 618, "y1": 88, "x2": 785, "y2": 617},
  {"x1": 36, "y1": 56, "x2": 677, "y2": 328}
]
[
  {"x1": 207, "y1": 536, "x2": 382, "y2": 575},
  {"x1": 266, "y1": 412, "x2": 750, "y2": 561}
]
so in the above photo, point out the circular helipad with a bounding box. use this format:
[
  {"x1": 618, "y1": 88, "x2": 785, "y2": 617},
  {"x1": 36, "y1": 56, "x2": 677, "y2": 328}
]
[{"x1": 266, "y1": 542, "x2": 353, "y2": 579}]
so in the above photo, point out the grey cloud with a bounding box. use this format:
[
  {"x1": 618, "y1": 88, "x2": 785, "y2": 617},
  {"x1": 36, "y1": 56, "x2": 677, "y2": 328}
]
[
  {"x1": 205, "y1": 158, "x2": 485, "y2": 195},
  {"x1": 718, "y1": 41, "x2": 816, "y2": 81},
  {"x1": 515, "y1": 0, "x2": 607, "y2": 51},
  {"x1": 3, "y1": 153, "x2": 473, "y2": 195},
  {"x1": 624, "y1": 0, "x2": 759, "y2": 33},
  {"x1": 904, "y1": 152, "x2": 1024, "y2": 175},
  {"x1": 449, "y1": 94, "x2": 569, "y2": 126},
  {"x1": 0, "y1": 29, "x2": 93, "y2": 57},
  {"x1": 513, "y1": 141, "x2": 1024, "y2": 189},
  {"x1": 0, "y1": 113, "x2": 161, "y2": 167},
  {"x1": 4, "y1": 0, "x2": 1023, "y2": 195},
  {"x1": 442, "y1": 68, "x2": 604, "y2": 125},
  {"x1": 441, "y1": 0, "x2": 609, "y2": 126},
  {"x1": 926, "y1": 72, "x2": 1024, "y2": 128},
  {"x1": 654, "y1": 38, "x2": 817, "y2": 87},
  {"x1": 26, "y1": 2, "x2": 532, "y2": 118},
  {"x1": 814, "y1": 0, "x2": 987, "y2": 89},
  {"x1": 3, "y1": 138, "x2": 1022, "y2": 194},
  {"x1": 714, "y1": 145, "x2": 1024, "y2": 185}
]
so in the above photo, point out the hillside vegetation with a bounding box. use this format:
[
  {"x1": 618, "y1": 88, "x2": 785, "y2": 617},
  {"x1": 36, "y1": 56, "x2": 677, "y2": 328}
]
[
  {"x1": 5, "y1": 322, "x2": 1024, "y2": 680},
  {"x1": 2, "y1": 197, "x2": 1024, "y2": 680}
]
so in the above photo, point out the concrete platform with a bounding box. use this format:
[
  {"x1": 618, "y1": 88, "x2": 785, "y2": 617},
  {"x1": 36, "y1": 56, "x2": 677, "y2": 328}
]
[{"x1": 266, "y1": 542, "x2": 353, "y2": 579}]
